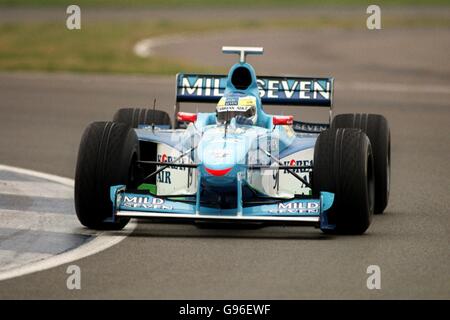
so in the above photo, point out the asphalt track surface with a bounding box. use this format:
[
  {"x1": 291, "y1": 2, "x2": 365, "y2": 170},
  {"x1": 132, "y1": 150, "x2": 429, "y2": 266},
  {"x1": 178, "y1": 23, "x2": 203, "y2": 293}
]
[{"x1": 0, "y1": 12, "x2": 449, "y2": 298}]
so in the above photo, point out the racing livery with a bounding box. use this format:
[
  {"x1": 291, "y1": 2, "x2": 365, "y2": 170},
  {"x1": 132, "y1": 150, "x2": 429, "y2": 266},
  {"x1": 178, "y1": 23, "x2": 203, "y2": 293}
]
[{"x1": 75, "y1": 46, "x2": 391, "y2": 234}]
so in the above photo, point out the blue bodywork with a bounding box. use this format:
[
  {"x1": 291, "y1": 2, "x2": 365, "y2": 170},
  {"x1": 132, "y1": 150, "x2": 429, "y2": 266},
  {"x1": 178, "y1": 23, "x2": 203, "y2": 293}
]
[{"x1": 109, "y1": 55, "x2": 336, "y2": 231}]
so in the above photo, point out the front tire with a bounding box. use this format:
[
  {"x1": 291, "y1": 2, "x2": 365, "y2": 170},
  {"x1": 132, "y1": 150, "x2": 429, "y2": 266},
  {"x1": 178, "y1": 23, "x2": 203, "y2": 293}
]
[
  {"x1": 313, "y1": 128, "x2": 375, "y2": 234},
  {"x1": 74, "y1": 122, "x2": 138, "y2": 230}
]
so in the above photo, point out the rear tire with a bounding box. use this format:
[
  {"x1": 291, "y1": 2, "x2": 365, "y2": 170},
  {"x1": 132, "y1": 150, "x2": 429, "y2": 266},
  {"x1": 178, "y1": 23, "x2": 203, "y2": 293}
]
[
  {"x1": 313, "y1": 128, "x2": 375, "y2": 234},
  {"x1": 113, "y1": 108, "x2": 171, "y2": 129},
  {"x1": 74, "y1": 122, "x2": 139, "y2": 230},
  {"x1": 332, "y1": 113, "x2": 390, "y2": 214}
]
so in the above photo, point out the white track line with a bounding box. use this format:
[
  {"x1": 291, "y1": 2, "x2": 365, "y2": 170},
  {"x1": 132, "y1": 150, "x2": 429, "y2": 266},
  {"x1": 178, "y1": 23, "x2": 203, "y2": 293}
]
[
  {"x1": 0, "y1": 165, "x2": 74, "y2": 186},
  {"x1": 0, "y1": 164, "x2": 136, "y2": 282},
  {"x1": 0, "y1": 180, "x2": 72, "y2": 199}
]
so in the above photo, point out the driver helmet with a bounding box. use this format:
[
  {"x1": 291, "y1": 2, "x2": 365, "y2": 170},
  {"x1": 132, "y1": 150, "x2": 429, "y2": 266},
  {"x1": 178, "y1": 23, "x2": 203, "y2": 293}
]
[{"x1": 216, "y1": 93, "x2": 257, "y2": 125}]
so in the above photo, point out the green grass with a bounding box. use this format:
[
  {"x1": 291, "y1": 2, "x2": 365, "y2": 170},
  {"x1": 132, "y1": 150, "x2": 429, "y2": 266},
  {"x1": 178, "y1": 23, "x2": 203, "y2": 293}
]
[
  {"x1": 1, "y1": 15, "x2": 449, "y2": 75},
  {"x1": 0, "y1": 20, "x2": 230, "y2": 75},
  {"x1": 2, "y1": 0, "x2": 450, "y2": 7}
]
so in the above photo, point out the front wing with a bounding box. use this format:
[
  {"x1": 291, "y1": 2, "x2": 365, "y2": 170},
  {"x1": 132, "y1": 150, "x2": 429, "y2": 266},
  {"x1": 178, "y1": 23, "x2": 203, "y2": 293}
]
[{"x1": 110, "y1": 185, "x2": 336, "y2": 230}]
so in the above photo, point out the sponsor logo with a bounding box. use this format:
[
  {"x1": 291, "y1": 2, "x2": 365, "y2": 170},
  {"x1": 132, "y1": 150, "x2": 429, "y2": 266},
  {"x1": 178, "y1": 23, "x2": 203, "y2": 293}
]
[
  {"x1": 293, "y1": 122, "x2": 328, "y2": 133},
  {"x1": 217, "y1": 95, "x2": 256, "y2": 113},
  {"x1": 122, "y1": 196, "x2": 173, "y2": 210},
  {"x1": 156, "y1": 153, "x2": 189, "y2": 185},
  {"x1": 282, "y1": 159, "x2": 313, "y2": 174},
  {"x1": 157, "y1": 153, "x2": 187, "y2": 171},
  {"x1": 272, "y1": 159, "x2": 312, "y2": 191},
  {"x1": 156, "y1": 144, "x2": 196, "y2": 195},
  {"x1": 157, "y1": 171, "x2": 171, "y2": 184},
  {"x1": 178, "y1": 76, "x2": 331, "y2": 102},
  {"x1": 239, "y1": 96, "x2": 257, "y2": 106},
  {"x1": 181, "y1": 77, "x2": 223, "y2": 96},
  {"x1": 219, "y1": 95, "x2": 239, "y2": 106},
  {"x1": 217, "y1": 104, "x2": 250, "y2": 113},
  {"x1": 269, "y1": 201, "x2": 319, "y2": 214},
  {"x1": 257, "y1": 79, "x2": 330, "y2": 100}
]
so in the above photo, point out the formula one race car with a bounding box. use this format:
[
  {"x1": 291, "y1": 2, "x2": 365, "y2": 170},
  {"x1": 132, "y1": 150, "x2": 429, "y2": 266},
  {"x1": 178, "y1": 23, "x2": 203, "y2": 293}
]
[{"x1": 74, "y1": 46, "x2": 390, "y2": 234}]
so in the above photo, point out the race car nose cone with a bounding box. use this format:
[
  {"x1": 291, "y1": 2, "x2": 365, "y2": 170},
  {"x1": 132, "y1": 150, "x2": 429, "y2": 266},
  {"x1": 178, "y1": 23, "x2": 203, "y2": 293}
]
[{"x1": 204, "y1": 166, "x2": 232, "y2": 176}]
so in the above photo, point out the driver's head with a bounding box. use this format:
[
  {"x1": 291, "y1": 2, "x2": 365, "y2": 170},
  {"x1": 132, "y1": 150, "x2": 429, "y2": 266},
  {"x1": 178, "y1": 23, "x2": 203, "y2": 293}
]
[{"x1": 216, "y1": 94, "x2": 257, "y2": 125}]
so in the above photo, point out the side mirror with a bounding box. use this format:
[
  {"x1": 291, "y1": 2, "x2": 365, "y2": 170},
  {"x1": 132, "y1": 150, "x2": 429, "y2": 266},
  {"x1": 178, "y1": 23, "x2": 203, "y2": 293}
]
[
  {"x1": 272, "y1": 115, "x2": 293, "y2": 126},
  {"x1": 177, "y1": 112, "x2": 197, "y2": 123}
]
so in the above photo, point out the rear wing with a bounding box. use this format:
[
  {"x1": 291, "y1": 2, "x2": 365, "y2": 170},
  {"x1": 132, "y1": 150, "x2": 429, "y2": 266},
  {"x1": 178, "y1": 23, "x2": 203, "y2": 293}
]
[
  {"x1": 176, "y1": 74, "x2": 333, "y2": 106},
  {"x1": 174, "y1": 73, "x2": 334, "y2": 127}
]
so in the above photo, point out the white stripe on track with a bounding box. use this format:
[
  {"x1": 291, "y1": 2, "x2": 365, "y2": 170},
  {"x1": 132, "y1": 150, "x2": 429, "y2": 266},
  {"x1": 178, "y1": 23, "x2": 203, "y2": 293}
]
[
  {"x1": 0, "y1": 165, "x2": 74, "y2": 187},
  {"x1": 0, "y1": 164, "x2": 137, "y2": 282},
  {"x1": 0, "y1": 180, "x2": 72, "y2": 199}
]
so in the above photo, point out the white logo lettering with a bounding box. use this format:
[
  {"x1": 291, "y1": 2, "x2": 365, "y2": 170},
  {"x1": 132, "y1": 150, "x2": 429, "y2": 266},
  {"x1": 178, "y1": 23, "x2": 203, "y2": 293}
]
[
  {"x1": 257, "y1": 79, "x2": 266, "y2": 98},
  {"x1": 299, "y1": 81, "x2": 311, "y2": 99},
  {"x1": 281, "y1": 80, "x2": 298, "y2": 98},
  {"x1": 182, "y1": 78, "x2": 203, "y2": 95},
  {"x1": 267, "y1": 80, "x2": 279, "y2": 98},
  {"x1": 314, "y1": 81, "x2": 330, "y2": 100}
]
